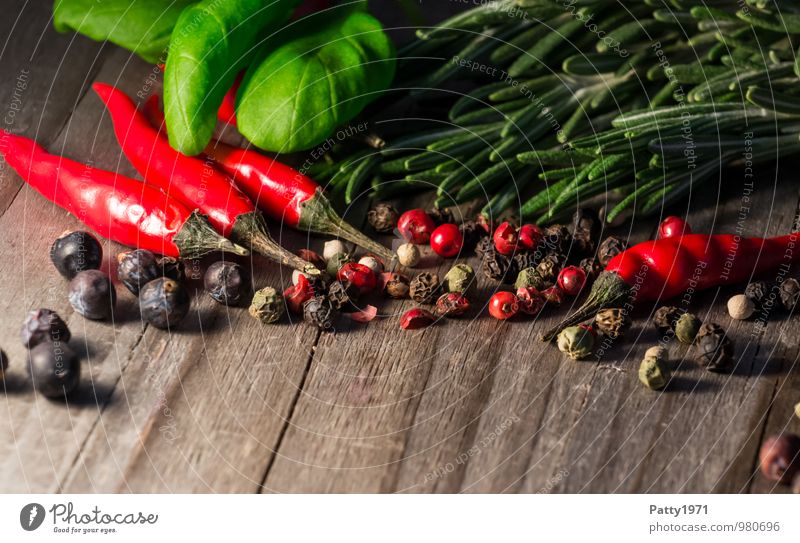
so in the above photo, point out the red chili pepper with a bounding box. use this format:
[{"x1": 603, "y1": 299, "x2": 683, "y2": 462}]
[
  {"x1": 204, "y1": 139, "x2": 394, "y2": 262},
  {"x1": 0, "y1": 132, "x2": 246, "y2": 259},
  {"x1": 92, "y1": 83, "x2": 316, "y2": 273},
  {"x1": 543, "y1": 232, "x2": 800, "y2": 340}
]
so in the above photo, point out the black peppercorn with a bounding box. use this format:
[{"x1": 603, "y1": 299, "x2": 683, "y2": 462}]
[
  {"x1": 459, "y1": 220, "x2": 484, "y2": 251},
  {"x1": 158, "y1": 256, "x2": 185, "y2": 282},
  {"x1": 117, "y1": 249, "x2": 160, "y2": 295},
  {"x1": 383, "y1": 273, "x2": 410, "y2": 299},
  {"x1": 694, "y1": 323, "x2": 733, "y2": 372},
  {"x1": 50, "y1": 230, "x2": 103, "y2": 279},
  {"x1": 327, "y1": 280, "x2": 356, "y2": 310},
  {"x1": 303, "y1": 295, "x2": 335, "y2": 332},
  {"x1": 744, "y1": 280, "x2": 774, "y2": 311},
  {"x1": 759, "y1": 434, "x2": 800, "y2": 484},
  {"x1": 367, "y1": 202, "x2": 399, "y2": 233},
  {"x1": 139, "y1": 278, "x2": 190, "y2": 329},
  {"x1": 204, "y1": 261, "x2": 251, "y2": 306},
  {"x1": 28, "y1": 342, "x2": 80, "y2": 398},
  {"x1": 536, "y1": 253, "x2": 564, "y2": 284},
  {"x1": 653, "y1": 306, "x2": 681, "y2": 337},
  {"x1": 68, "y1": 270, "x2": 116, "y2": 320},
  {"x1": 409, "y1": 272, "x2": 441, "y2": 304},
  {"x1": 475, "y1": 236, "x2": 493, "y2": 259},
  {"x1": 579, "y1": 257, "x2": 601, "y2": 281},
  {"x1": 571, "y1": 208, "x2": 600, "y2": 240},
  {"x1": 779, "y1": 278, "x2": 800, "y2": 312},
  {"x1": 428, "y1": 206, "x2": 455, "y2": 226},
  {"x1": 512, "y1": 250, "x2": 539, "y2": 273},
  {"x1": 542, "y1": 224, "x2": 571, "y2": 253},
  {"x1": 20, "y1": 308, "x2": 71, "y2": 349},
  {"x1": 482, "y1": 249, "x2": 513, "y2": 282},
  {"x1": 598, "y1": 236, "x2": 628, "y2": 267}
]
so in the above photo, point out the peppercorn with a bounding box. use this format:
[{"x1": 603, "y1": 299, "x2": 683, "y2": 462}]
[
  {"x1": 675, "y1": 313, "x2": 701, "y2": 344},
  {"x1": 557, "y1": 266, "x2": 586, "y2": 296},
  {"x1": 694, "y1": 323, "x2": 733, "y2": 372},
  {"x1": 744, "y1": 280, "x2": 774, "y2": 310},
  {"x1": 337, "y1": 262, "x2": 377, "y2": 295},
  {"x1": 28, "y1": 341, "x2": 80, "y2": 398},
  {"x1": 516, "y1": 287, "x2": 544, "y2": 315},
  {"x1": 68, "y1": 270, "x2": 116, "y2": 320},
  {"x1": 434, "y1": 292, "x2": 470, "y2": 317},
  {"x1": 639, "y1": 353, "x2": 671, "y2": 391},
  {"x1": 571, "y1": 208, "x2": 599, "y2": 242},
  {"x1": 645, "y1": 346, "x2": 667, "y2": 360},
  {"x1": 204, "y1": 261, "x2": 251, "y2": 306},
  {"x1": 595, "y1": 308, "x2": 630, "y2": 339},
  {"x1": 326, "y1": 252, "x2": 352, "y2": 276},
  {"x1": 542, "y1": 224, "x2": 571, "y2": 253},
  {"x1": 367, "y1": 202, "x2": 399, "y2": 233},
  {"x1": 511, "y1": 250, "x2": 539, "y2": 273},
  {"x1": 475, "y1": 236, "x2": 493, "y2": 259},
  {"x1": 488, "y1": 291, "x2": 519, "y2": 320},
  {"x1": 327, "y1": 281, "x2": 356, "y2": 311},
  {"x1": 557, "y1": 325, "x2": 594, "y2": 360},
  {"x1": 158, "y1": 256, "x2": 185, "y2": 282},
  {"x1": 727, "y1": 294, "x2": 755, "y2": 320},
  {"x1": 358, "y1": 255, "x2": 383, "y2": 275},
  {"x1": 249, "y1": 287, "x2": 284, "y2": 324},
  {"x1": 139, "y1": 278, "x2": 191, "y2": 329},
  {"x1": 518, "y1": 224, "x2": 542, "y2": 251},
  {"x1": 303, "y1": 295, "x2": 335, "y2": 332},
  {"x1": 409, "y1": 272, "x2": 440, "y2": 304},
  {"x1": 759, "y1": 434, "x2": 800, "y2": 484},
  {"x1": 598, "y1": 236, "x2": 627, "y2": 267},
  {"x1": 383, "y1": 272, "x2": 411, "y2": 299},
  {"x1": 50, "y1": 230, "x2": 103, "y2": 279},
  {"x1": 536, "y1": 253, "x2": 564, "y2": 284},
  {"x1": 397, "y1": 209, "x2": 436, "y2": 244},
  {"x1": 323, "y1": 240, "x2": 348, "y2": 261},
  {"x1": 653, "y1": 306, "x2": 681, "y2": 337},
  {"x1": 0, "y1": 349, "x2": 8, "y2": 377},
  {"x1": 400, "y1": 308, "x2": 435, "y2": 330},
  {"x1": 541, "y1": 285, "x2": 564, "y2": 306},
  {"x1": 779, "y1": 278, "x2": 800, "y2": 312},
  {"x1": 297, "y1": 249, "x2": 326, "y2": 271},
  {"x1": 444, "y1": 264, "x2": 474, "y2": 293},
  {"x1": 117, "y1": 249, "x2": 160, "y2": 295},
  {"x1": 427, "y1": 206, "x2": 455, "y2": 226},
  {"x1": 515, "y1": 267, "x2": 547, "y2": 290},
  {"x1": 396, "y1": 243, "x2": 421, "y2": 267},
  {"x1": 459, "y1": 220, "x2": 484, "y2": 251},
  {"x1": 579, "y1": 257, "x2": 601, "y2": 280},
  {"x1": 20, "y1": 309, "x2": 71, "y2": 349},
  {"x1": 284, "y1": 275, "x2": 315, "y2": 315},
  {"x1": 482, "y1": 249, "x2": 513, "y2": 282}
]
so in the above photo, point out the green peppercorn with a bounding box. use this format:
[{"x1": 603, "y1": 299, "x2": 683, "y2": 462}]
[
  {"x1": 249, "y1": 287, "x2": 284, "y2": 324},
  {"x1": 557, "y1": 325, "x2": 594, "y2": 360},
  {"x1": 675, "y1": 313, "x2": 701, "y2": 344},
  {"x1": 444, "y1": 264, "x2": 474, "y2": 293},
  {"x1": 639, "y1": 353, "x2": 671, "y2": 391},
  {"x1": 515, "y1": 267, "x2": 541, "y2": 290}
]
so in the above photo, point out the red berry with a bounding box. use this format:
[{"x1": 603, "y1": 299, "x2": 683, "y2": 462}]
[
  {"x1": 541, "y1": 286, "x2": 564, "y2": 306},
  {"x1": 518, "y1": 224, "x2": 542, "y2": 251},
  {"x1": 489, "y1": 291, "x2": 519, "y2": 320},
  {"x1": 400, "y1": 308, "x2": 435, "y2": 330},
  {"x1": 430, "y1": 223, "x2": 463, "y2": 258},
  {"x1": 493, "y1": 222, "x2": 519, "y2": 255},
  {"x1": 284, "y1": 275, "x2": 314, "y2": 315},
  {"x1": 337, "y1": 262, "x2": 377, "y2": 295},
  {"x1": 516, "y1": 287, "x2": 544, "y2": 315},
  {"x1": 397, "y1": 209, "x2": 436, "y2": 244},
  {"x1": 557, "y1": 266, "x2": 587, "y2": 296},
  {"x1": 434, "y1": 292, "x2": 470, "y2": 317},
  {"x1": 658, "y1": 216, "x2": 691, "y2": 239},
  {"x1": 476, "y1": 214, "x2": 494, "y2": 234}
]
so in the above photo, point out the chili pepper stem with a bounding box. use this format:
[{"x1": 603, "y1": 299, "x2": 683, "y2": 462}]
[
  {"x1": 541, "y1": 271, "x2": 632, "y2": 342},
  {"x1": 231, "y1": 212, "x2": 320, "y2": 275},
  {"x1": 174, "y1": 211, "x2": 250, "y2": 259},
  {"x1": 298, "y1": 190, "x2": 396, "y2": 263}
]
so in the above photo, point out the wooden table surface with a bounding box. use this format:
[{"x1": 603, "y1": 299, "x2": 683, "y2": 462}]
[{"x1": 1, "y1": 1, "x2": 799, "y2": 494}]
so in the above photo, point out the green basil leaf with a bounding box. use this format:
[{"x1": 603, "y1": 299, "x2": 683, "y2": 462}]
[
  {"x1": 236, "y1": 9, "x2": 396, "y2": 153},
  {"x1": 53, "y1": 0, "x2": 196, "y2": 64},
  {"x1": 163, "y1": 0, "x2": 299, "y2": 156}
]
